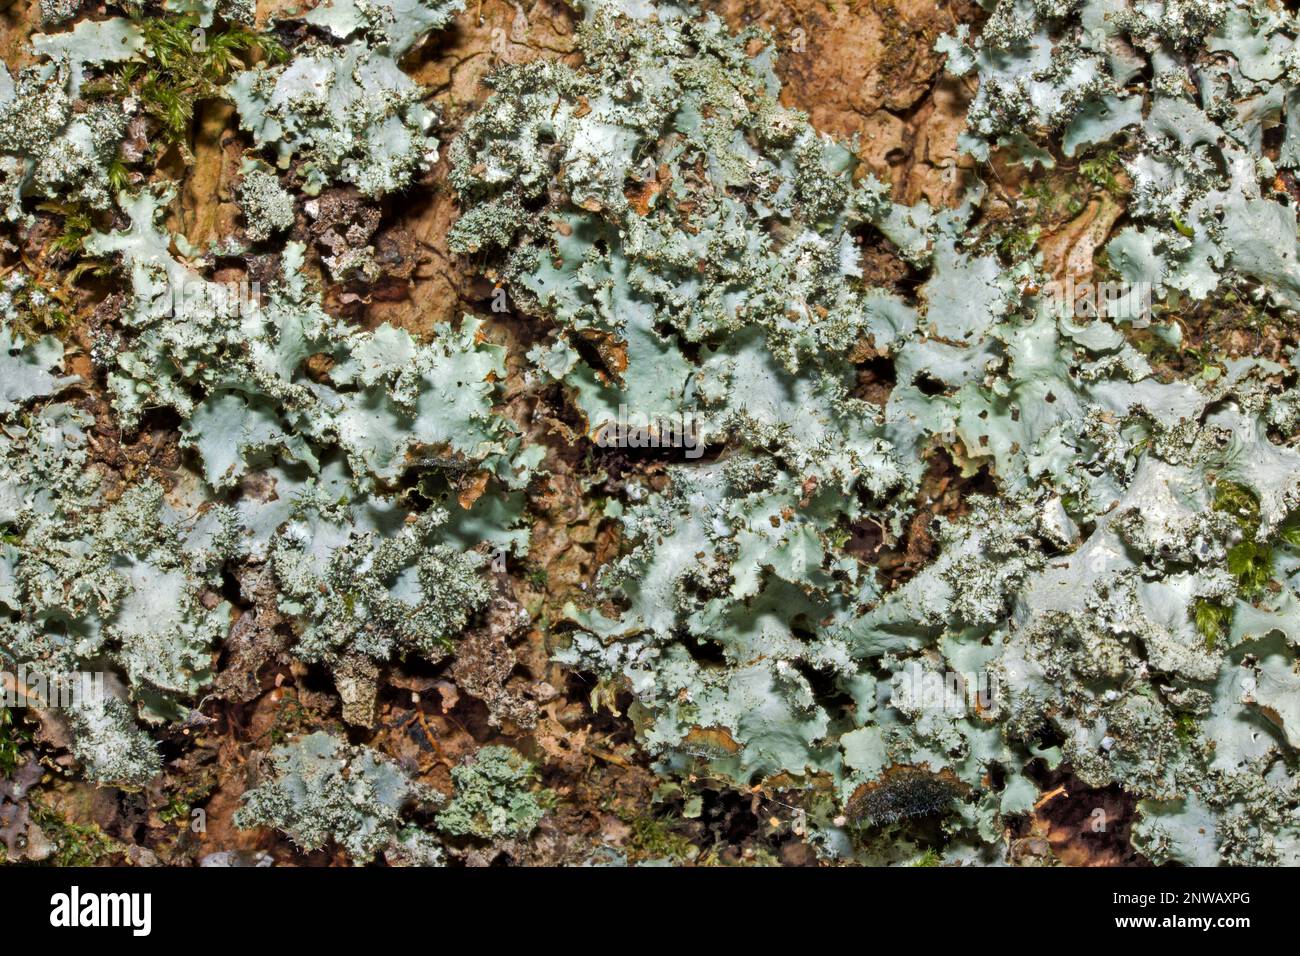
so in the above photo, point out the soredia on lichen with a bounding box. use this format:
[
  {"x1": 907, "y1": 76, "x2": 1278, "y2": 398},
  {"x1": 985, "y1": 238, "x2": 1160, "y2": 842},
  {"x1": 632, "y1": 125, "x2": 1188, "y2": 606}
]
[
  {"x1": 0, "y1": 17, "x2": 140, "y2": 220},
  {"x1": 82, "y1": 185, "x2": 535, "y2": 680},
  {"x1": 235, "y1": 732, "x2": 441, "y2": 863},
  {"x1": 237, "y1": 160, "x2": 295, "y2": 242},
  {"x1": 0, "y1": 312, "x2": 230, "y2": 785},
  {"x1": 273, "y1": 508, "x2": 491, "y2": 663},
  {"x1": 227, "y1": 0, "x2": 463, "y2": 195},
  {"x1": 435, "y1": 745, "x2": 547, "y2": 840},
  {"x1": 455, "y1": 0, "x2": 1300, "y2": 865},
  {"x1": 11, "y1": 0, "x2": 1300, "y2": 869}
]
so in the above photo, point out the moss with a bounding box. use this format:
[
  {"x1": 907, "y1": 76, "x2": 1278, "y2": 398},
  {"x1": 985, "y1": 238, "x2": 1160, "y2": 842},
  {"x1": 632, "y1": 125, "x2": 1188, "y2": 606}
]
[
  {"x1": 625, "y1": 812, "x2": 698, "y2": 863},
  {"x1": 157, "y1": 794, "x2": 191, "y2": 826},
  {"x1": 1226, "y1": 539, "x2": 1274, "y2": 596},
  {"x1": 89, "y1": 13, "x2": 286, "y2": 158},
  {"x1": 0, "y1": 264, "x2": 79, "y2": 335},
  {"x1": 524, "y1": 562, "x2": 550, "y2": 589},
  {"x1": 0, "y1": 708, "x2": 28, "y2": 776},
  {"x1": 996, "y1": 224, "x2": 1041, "y2": 263},
  {"x1": 1079, "y1": 148, "x2": 1128, "y2": 197},
  {"x1": 1193, "y1": 599, "x2": 1231, "y2": 650},
  {"x1": 29, "y1": 799, "x2": 119, "y2": 866},
  {"x1": 1213, "y1": 480, "x2": 1263, "y2": 535},
  {"x1": 1023, "y1": 177, "x2": 1086, "y2": 224},
  {"x1": 1211, "y1": 481, "x2": 1278, "y2": 597},
  {"x1": 157, "y1": 781, "x2": 213, "y2": 828},
  {"x1": 1277, "y1": 510, "x2": 1300, "y2": 550},
  {"x1": 39, "y1": 201, "x2": 94, "y2": 257}
]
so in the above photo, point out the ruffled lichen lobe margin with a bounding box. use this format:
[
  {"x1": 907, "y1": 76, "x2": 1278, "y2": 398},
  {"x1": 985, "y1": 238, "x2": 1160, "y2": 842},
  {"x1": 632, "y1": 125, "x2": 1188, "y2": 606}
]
[{"x1": 2, "y1": 0, "x2": 1300, "y2": 867}]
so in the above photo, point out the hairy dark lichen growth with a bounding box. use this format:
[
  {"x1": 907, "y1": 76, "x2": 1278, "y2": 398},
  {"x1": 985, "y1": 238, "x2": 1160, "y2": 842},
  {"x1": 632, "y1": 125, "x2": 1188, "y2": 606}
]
[{"x1": 845, "y1": 766, "x2": 967, "y2": 828}]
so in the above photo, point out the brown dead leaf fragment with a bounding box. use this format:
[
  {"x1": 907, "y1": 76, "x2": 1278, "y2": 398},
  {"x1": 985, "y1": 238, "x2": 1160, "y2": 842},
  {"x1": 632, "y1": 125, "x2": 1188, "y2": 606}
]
[
  {"x1": 449, "y1": 591, "x2": 541, "y2": 730},
  {"x1": 1037, "y1": 192, "x2": 1125, "y2": 284},
  {"x1": 457, "y1": 470, "x2": 491, "y2": 509},
  {"x1": 682, "y1": 725, "x2": 743, "y2": 758},
  {"x1": 626, "y1": 163, "x2": 671, "y2": 215}
]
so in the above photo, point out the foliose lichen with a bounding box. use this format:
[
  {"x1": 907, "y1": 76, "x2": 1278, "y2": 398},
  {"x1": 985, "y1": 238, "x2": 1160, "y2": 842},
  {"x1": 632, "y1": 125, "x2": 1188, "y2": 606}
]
[
  {"x1": 434, "y1": 745, "x2": 548, "y2": 840},
  {"x1": 6, "y1": 0, "x2": 1300, "y2": 868},
  {"x1": 227, "y1": 0, "x2": 463, "y2": 196},
  {"x1": 457, "y1": 0, "x2": 1300, "y2": 865},
  {"x1": 234, "y1": 731, "x2": 442, "y2": 862}
]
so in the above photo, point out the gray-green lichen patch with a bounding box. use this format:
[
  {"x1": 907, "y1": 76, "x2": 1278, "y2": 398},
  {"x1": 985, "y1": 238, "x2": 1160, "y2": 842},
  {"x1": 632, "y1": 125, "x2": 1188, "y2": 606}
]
[
  {"x1": 0, "y1": 317, "x2": 226, "y2": 786},
  {"x1": 435, "y1": 745, "x2": 548, "y2": 840},
  {"x1": 448, "y1": 0, "x2": 948, "y2": 483},
  {"x1": 83, "y1": 184, "x2": 536, "y2": 681},
  {"x1": 939, "y1": 0, "x2": 1300, "y2": 311},
  {"x1": 0, "y1": 17, "x2": 141, "y2": 220},
  {"x1": 0, "y1": 72, "x2": 531, "y2": 786},
  {"x1": 273, "y1": 507, "x2": 490, "y2": 663},
  {"x1": 85, "y1": 187, "x2": 523, "y2": 488},
  {"x1": 6, "y1": 0, "x2": 1300, "y2": 867},
  {"x1": 227, "y1": 0, "x2": 463, "y2": 196},
  {"x1": 236, "y1": 159, "x2": 295, "y2": 243},
  {"x1": 454, "y1": 0, "x2": 1300, "y2": 865},
  {"x1": 235, "y1": 732, "x2": 442, "y2": 862}
]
